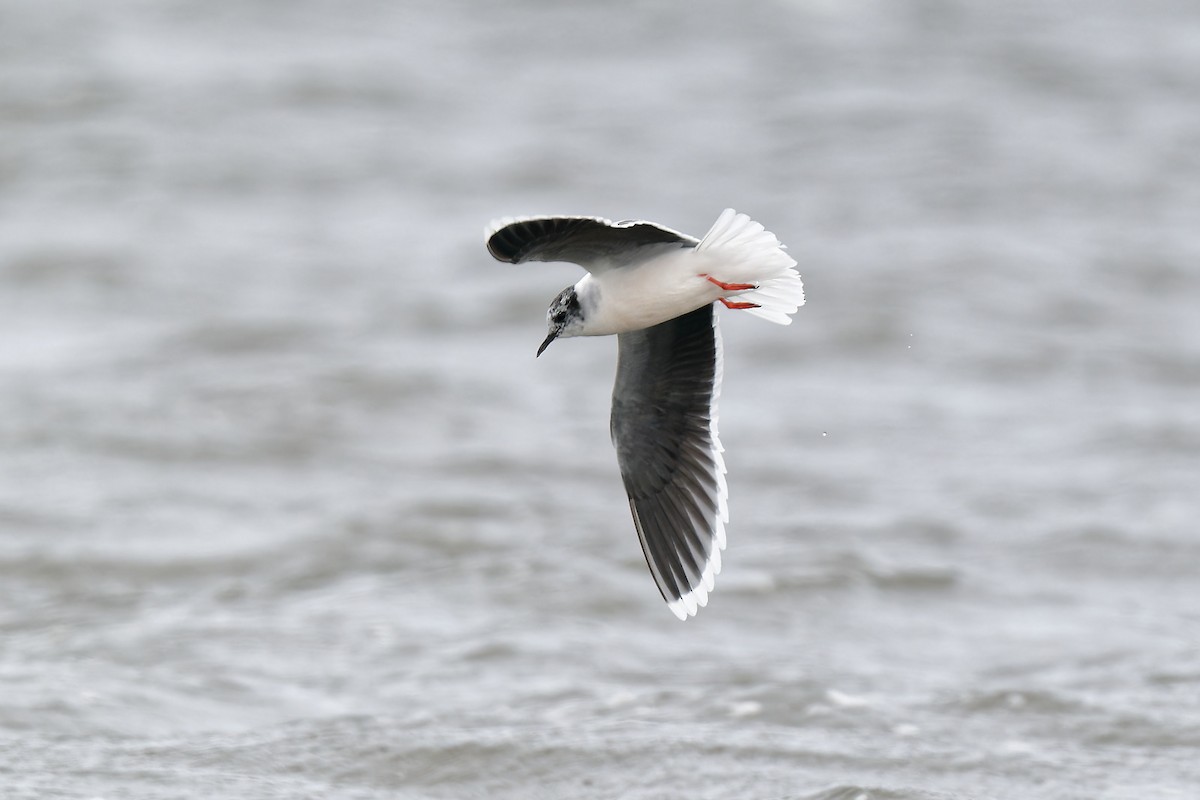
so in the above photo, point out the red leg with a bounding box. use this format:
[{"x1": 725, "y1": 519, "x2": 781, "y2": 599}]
[
  {"x1": 720, "y1": 298, "x2": 761, "y2": 310},
  {"x1": 701, "y1": 274, "x2": 757, "y2": 292}
]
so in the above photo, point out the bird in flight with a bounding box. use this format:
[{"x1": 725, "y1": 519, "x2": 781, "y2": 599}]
[{"x1": 485, "y1": 209, "x2": 804, "y2": 619}]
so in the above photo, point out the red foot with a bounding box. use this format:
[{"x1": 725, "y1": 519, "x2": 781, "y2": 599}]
[
  {"x1": 701, "y1": 274, "x2": 757, "y2": 292},
  {"x1": 720, "y1": 298, "x2": 761, "y2": 310}
]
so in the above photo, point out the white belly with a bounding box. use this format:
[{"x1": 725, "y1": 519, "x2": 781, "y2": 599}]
[{"x1": 577, "y1": 249, "x2": 721, "y2": 336}]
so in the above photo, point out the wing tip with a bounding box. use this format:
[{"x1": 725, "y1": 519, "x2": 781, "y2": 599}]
[
  {"x1": 662, "y1": 529, "x2": 726, "y2": 621},
  {"x1": 485, "y1": 216, "x2": 556, "y2": 263},
  {"x1": 666, "y1": 598, "x2": 691, "y2": 621}
]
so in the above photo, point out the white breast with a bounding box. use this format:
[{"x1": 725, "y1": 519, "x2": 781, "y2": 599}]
[{"x1": 576, "y1": 248, "x2": 719, "y2": 336}]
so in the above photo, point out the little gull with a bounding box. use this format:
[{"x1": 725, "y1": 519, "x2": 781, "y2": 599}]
[{"x1": 485, "y1": 209, "x2": 804, "y2": 620}]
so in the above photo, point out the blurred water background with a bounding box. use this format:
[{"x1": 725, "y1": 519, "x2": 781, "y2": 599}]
[{"x1": 2, "y1": 1, "x2": 1199, "y2": 798}]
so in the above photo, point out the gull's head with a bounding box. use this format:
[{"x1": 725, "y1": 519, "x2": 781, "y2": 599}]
[{"x1": 538, "y1": 286, "x2": 586, "y2": 357}]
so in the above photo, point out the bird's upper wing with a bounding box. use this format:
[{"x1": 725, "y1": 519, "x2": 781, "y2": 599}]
[
  {"x1": 610, "y1": 303, "x2": 728, "y2": 620},
  {"x1": 486, "y1": 216, "x2": 697, "y2": 269}
]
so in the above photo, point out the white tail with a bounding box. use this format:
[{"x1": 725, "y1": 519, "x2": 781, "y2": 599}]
[{"x1": 695, "y1": 209, "x2": 806, "y2": 325}]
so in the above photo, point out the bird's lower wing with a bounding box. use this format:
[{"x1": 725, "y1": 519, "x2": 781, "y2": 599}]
[{"x1": 610, "y1": 304, "x2": 728, "y2": 620}]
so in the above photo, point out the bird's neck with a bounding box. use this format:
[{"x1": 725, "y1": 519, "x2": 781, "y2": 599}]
[{"x1": 572, "y1": 275, "x2": 607, "y2": 335}]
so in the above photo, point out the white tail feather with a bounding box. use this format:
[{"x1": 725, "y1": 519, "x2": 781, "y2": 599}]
[{"x1": 696, "y1": 209, "x2": 805, "y2": 325}]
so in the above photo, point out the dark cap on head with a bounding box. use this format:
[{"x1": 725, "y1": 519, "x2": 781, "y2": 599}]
[{"x1": 537, "y1": 286, "x2": 582, "y2": 357}]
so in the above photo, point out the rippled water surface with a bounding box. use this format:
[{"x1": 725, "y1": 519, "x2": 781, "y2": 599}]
[{"x1": 3, "y1": 1, "x2": 1199, "y2": 798}]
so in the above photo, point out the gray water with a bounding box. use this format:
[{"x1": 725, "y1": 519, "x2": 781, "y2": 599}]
[{"x1": 2, "y1": 1, "x2": 1199, "y2": 798}]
